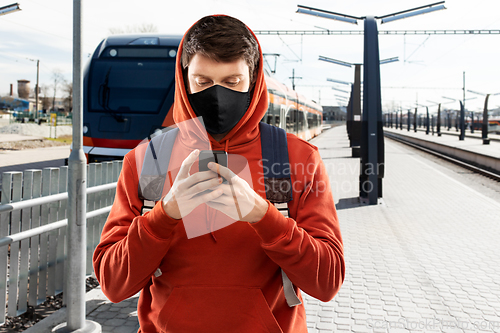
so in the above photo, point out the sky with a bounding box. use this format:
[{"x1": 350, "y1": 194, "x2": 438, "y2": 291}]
[{"x1": 1, "y1": 0, "x2": 499, "y2": 114}]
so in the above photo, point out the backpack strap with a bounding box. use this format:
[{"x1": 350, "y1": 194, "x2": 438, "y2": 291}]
[
  {"x1": 259, "y1": 122, "x2": 301, "y2": 307},
  {"x1": 139, "y1": 128, "x2": 179, "y2": 215},
  {"x1": 259, "y1": 122, "x2": 292, "y2": 203}
]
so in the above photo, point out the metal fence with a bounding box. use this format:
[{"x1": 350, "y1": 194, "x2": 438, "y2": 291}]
[{"x1": 0, "y1": 160, "x2": 122, "y2": 325}]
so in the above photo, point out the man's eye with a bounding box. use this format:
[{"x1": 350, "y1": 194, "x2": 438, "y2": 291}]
[
  {"x1": 226, "y1": 81, "x2": 239, "y2": 86},
  {"x1": 198, "y1": 81, "x2": 211, "y2": 86}
]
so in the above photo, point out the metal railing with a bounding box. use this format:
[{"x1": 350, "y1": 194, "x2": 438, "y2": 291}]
[{"x1": 0, "y1": 160, "x2": 122, "y2": 324}]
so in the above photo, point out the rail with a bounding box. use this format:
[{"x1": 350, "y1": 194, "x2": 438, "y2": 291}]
[{"x1": 0, "y1": 160, "x2": 122, "y2": 324}]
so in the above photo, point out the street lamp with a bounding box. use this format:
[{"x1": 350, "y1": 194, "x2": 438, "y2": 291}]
[
  {"x1": 27, "y1": 58, "x2": 40, "y2": 120},
  {"x1": 322, "y1": 58, "x2": 363, "y2": 155},
  {"x1": 467, "y1": 89, "x2": 500, "y2": 144},
  {"x1": 297, "y1": 5, "x2": 359, "y2": 24},
  {"x1": 299, "y1": 2, "x2": 446, "y2": 205},
  {"x1": 443, "y1": 95, "x2": 477, "y2": 140},
  {"x1": 378, "y1": 1, "x2": 446, "y2": 24},
  {"x1": 0, "y1": 2, "x2": 21, "y2": 16}
]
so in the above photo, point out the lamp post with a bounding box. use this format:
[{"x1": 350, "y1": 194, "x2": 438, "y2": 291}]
[
  {"x1": 27, "y1": 58, "x2": 40, "y2": 120},
  {"x1": 407, "y1": 109, "x2": 411, "y2": 131},
  {"x1": 427, "y1": 100, "x2": 442, "y2": 136},
  {"x1": 53, "y1": 0, "x2": 101, "y2": 332},
  {"x1": 298, "y1": 1, "x2": 446, "y2": 205},
  {"x1": 467, "y1": 89, "x2": 500, "y2": 144},
  {"x1": 414, "y1": 108, "x2": 417, "y2": 132},
  {"x1": 323, "y1": 58, "x2": 362, "y2": 155},
  {"x1": 443, "y1": 95, "x2": 477, "y2": 140}
]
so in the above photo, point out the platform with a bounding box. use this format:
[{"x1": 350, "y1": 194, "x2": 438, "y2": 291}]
[
  {"x1": 384, "y1": 126, "x2": 500, "y2": 174},
  {"x1": 28, "y1": 125, "x2": 500, "y2": 333}
]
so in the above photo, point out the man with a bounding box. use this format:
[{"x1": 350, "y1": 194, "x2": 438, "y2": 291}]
[{"x1": 93, "y1": 15, "x2": 345, "y2": 333}]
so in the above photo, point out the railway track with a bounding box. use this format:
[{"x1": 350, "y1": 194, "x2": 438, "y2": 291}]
[{"x1": 385, "y1": 132, "x2": 500, "y2": 182}]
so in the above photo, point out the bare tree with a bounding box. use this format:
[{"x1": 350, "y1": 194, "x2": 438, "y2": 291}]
[
  {"x1": 40, "y1": 84, "x2": 51, "y2": 111},
  {"x1": 62, "y1": 80, "x2": 73, "y2": 113},
  {"x1": 109, "y1": 23, "x2": 159, "y2": 35},
  {"x1": 51, "y1": 69, "x2": 64, "y2": 112}
]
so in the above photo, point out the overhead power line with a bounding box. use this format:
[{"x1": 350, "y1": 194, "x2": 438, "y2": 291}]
[{"x1": 254, "y1": 30, "x2": 500, "y2": 36}]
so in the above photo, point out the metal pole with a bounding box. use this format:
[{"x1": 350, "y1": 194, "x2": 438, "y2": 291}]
[
  {"x1": 463, "y1": 71, "x2": 465, "y2": 112},
  {"x1": 53, "y1": 1, "x2": 99, "y2": 332},
  {"x1": 35, "y1": 60, "x2": 39, "y2": 120},
  {"x1": 459, "y1": 101, "x2": 465, "y2": 140},
  {"x1": 66, "y1": 0, "x2": 87, "y2": 328},
  {"x1": 437, "y1": 103, "x2": 441, "y2": 136},
  {"x1": 360, "y1": 16, "x2": 383, "y2": 205},
  {"x1": 426, "y1": 106, "x2": 430, "y2": 135},
  {"x1": 414, "y1": 108, "x2": 417, "y2": 132},
  {"x1": 407, "y1": 110, "x2": 410, "y2": 131},
  {"x1": 470, "y1": 111, "x2": 474, "y2": 134},
  {"x1": 483, "y1": 94, "x2": 490, "y2": 144}
]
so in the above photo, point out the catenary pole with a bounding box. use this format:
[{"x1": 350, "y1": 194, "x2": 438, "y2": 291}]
[
  {"x1": 66, "y1": 0, "x2": 87, "y2": 328},
  {"x1": 54, "y1": 1, "x2": 101, "y2": 332}
]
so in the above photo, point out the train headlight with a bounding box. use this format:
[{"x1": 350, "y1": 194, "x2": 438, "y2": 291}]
[
  {"x1": 109, "y1": 49, "x2": 117, "y2": 57},
  {"x1": 83, "y1": 125, "x2": 88, "y2": 134}
]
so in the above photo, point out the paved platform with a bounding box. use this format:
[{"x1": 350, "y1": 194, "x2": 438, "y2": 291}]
[
  {"x1": 0, "y1": 134, "x2": 44, "y2": 143},
  {"x1": 28, "y1": 125, "x2": 500, "y2": 333},
  {"x1": 384, "y1": 126, "x2": 500, "y2": 159}
]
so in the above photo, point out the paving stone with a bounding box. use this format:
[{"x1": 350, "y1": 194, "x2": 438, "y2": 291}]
[
  {"x1": 319, "y1": 317, "x2": 334, "y2": 323},
  {"x1": 306, "y1": 315, "x2": 320, "y2": 323},
  {"x1": 316, "y1": 321, "x2": 336, "y2": 330},
  {"x1": 105, "y1": 318, "x2": 127, "y2": 326},
  {"x1": 351, "y1": 324, "x2": 371, "y2": 333},
  {"x1": 333, "y1": 324, "x2": 350, "y2": 331},
  {"x1": 351, "y1": 313, "x2": 371, "y2": 321},
  {"x1": 96, "y1": 311, "x2": 117, "y2": 319},
  {"x1": 113, "y1": 326, "x2": 138, "y2": 333}
]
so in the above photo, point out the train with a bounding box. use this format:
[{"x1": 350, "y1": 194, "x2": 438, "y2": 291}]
[{"x1": 83, "y1": 34, "x2": 323, "y2": 163}]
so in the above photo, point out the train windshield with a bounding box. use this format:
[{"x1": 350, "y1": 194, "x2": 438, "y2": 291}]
[{"x1": 89, "y1": 59, "x2": 174, "y2": 114}]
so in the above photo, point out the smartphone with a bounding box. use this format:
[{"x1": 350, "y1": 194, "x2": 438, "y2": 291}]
[{"x1": 199, "y1": 150, "x2": 228, "y2": 172}]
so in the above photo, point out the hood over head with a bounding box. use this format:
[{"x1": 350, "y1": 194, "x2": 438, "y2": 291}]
[{"x1": 172, "y1": 15, "x2": 268, "y2": 149}]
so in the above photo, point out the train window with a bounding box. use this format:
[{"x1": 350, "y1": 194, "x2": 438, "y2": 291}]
[
  {"x1": 89, "y1": 60, "x2": 174, "y2": 114},
  {"x1": 308, "y1": 113, "x2": 313, "y2": 128},
  {"x1": 275, "y1": 115, "x2": 280, "y2": 127},
  {"x1": 286, "y1": 110, "x2": 294, "y2": 133},
  {"x1": 298, "y1": 110, "x2": 304, "y2": 131}
]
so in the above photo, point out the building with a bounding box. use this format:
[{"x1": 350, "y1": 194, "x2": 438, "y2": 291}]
[{"x1": 322, "y1": 106, "x2": 346, "y2": 122}]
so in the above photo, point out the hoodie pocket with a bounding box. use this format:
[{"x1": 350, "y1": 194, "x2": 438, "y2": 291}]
[{"x1": 157, "y1": 286, "x2": 283, "y2": 333}]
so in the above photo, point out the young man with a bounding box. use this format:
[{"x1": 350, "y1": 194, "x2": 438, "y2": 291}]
[{"x1": 93, "y1": 15, "x2": 345, "y2": 333}]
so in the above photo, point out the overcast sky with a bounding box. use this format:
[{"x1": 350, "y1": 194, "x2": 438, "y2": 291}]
[{"x1": 1, "y1": 0, "x2": 499, "y2": 113}]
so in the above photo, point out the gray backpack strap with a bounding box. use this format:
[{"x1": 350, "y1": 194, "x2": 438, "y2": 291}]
[
  {"x1": 259, "y1": 122, "x2": 292, "y2": 203},
  {"x1": 282, "y1": 271, "x2": 302, "y2": 307},
  {"x1": 139, "y1": 128, "x2": 179, "y2": 215},
  {"x1": 259, "y1": 122, "x2": 301, "y2": 307}
]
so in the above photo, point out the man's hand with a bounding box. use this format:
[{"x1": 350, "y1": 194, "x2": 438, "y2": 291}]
[
  {"x1": 205, "y1": 162, "x2": 269, "y2": 223},
  {"x1": 162, "y1": 150, "x2": 223, "y2": 219}
]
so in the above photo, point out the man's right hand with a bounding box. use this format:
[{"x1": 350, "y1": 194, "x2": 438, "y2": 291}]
[{"x1": 162, "y1": 149, "x2": 223, "y2": 219}]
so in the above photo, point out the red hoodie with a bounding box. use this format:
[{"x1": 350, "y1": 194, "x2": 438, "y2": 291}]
[{"x1": 93, "y1": 16, "x2": 345, "y2": 333}]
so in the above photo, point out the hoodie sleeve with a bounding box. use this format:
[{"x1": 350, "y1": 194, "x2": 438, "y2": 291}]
[
  {"x1": 250, "y1": 147, "x2": 345, "y2": 302},
  {"x1": 92, "y1": 154, "x2": 179, "y2": 303}
]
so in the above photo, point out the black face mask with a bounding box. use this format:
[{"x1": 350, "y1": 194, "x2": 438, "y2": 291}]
[{"x1": 188, "y1": 85, "x2": 250, "y2": 135}]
